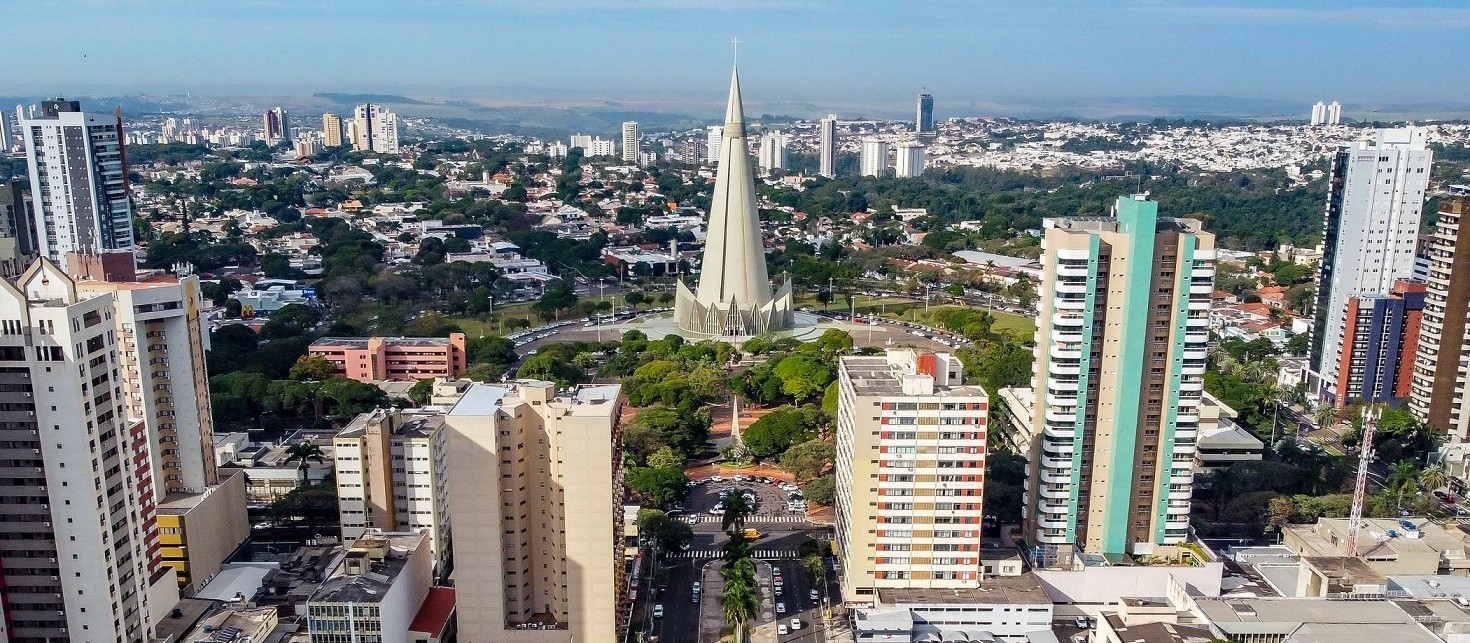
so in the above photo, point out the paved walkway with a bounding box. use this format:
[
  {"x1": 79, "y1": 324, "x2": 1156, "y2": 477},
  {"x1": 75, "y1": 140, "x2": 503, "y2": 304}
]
[{"x1": 685, "y1": 462, "x2": 794, "y2": 482}]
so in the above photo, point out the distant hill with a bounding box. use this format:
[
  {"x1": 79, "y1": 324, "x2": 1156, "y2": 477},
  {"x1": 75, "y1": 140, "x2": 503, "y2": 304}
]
[{"x1": 313, "y1": 93, "x2": 426, "y2": 105}]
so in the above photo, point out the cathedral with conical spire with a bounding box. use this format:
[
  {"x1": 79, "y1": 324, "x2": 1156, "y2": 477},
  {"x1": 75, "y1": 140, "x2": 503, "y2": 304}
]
[{"x1": 674, "y1": 62, "x2": 795, "y2": 337}]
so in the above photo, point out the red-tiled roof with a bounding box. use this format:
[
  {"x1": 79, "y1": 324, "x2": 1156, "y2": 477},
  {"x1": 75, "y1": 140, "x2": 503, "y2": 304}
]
[{"x1": 409, "y1": 587, "x2": 456, "y2": 635}]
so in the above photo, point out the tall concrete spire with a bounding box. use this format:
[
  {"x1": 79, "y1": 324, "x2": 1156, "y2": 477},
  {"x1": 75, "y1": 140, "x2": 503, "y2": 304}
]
[{"x1": 675, "y1": 62, "x2": 794, "y2": 338}]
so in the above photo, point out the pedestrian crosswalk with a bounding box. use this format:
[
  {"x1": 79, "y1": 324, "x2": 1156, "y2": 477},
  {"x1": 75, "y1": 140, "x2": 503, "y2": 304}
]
[
  {"x1": 671, "y1": 549, "x2": 801, "y2": 559},
  {"x1": 689, "y1": 515, "x2": 811, "y2": 524}
]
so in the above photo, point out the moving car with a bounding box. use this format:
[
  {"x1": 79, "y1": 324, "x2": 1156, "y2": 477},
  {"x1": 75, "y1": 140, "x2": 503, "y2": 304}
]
[
  {"x1": 778, "y1": 624, "x2": 789, "y2": 635},
  {"x1": 776, "y1": 602, "x2": 786, "y2": 614},
  {"x1": 790, "y1": 618, "x2": 802, "y2": 630},
  {"x1": 653, "y1": 604, "x2": 664, "y2": 618}
]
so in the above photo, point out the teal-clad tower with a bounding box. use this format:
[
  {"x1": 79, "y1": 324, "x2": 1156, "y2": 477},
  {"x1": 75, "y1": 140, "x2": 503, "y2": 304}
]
[{"x1": 1024, "y1": 195, "x2": 1216, "y2": 561}]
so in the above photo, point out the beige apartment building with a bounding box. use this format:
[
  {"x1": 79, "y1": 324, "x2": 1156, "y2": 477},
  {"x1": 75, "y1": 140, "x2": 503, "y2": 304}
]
[
  {"x1": 834, "y1": 349, "x2": 990, "y2": 602},
  {"x1": 334, "y1": 407, "x2": 451, "y2": 575},
  {"x1": 445, "y1": 381, "x2": 627, "y2": 642}
]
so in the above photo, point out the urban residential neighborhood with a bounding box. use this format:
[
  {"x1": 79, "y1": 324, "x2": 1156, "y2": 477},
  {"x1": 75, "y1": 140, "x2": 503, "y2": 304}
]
[{"x1": 3, "y1": 3, "x2": 1470, "y2": 643}]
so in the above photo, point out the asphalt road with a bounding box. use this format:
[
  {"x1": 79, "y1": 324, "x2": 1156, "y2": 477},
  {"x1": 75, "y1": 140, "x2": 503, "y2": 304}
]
[{"x1": 643, "y1": 520, "x2": 836, "y2": 643}]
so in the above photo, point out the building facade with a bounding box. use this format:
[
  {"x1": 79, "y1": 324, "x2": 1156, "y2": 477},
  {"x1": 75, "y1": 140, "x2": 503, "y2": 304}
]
[
  {"x1": 264, "y1": 107, "x2": 290, "y2": 145},
  {"x1": 21, "y1": 99, "x2": 135, "y2": 263},
  {"x1": 916, "y1": 93, "x2": 935, "y2": 135},
  {"x1": 334, "y1": 408, "x2": 451, "y2": 574},
  {"x1": 446, "y1": 382, "x2": 625, "y2": 643},
  {"x1": 322, "y1": 113, "x2": 345, "y2": 148},
  {"x1": 620, "y1": 121, "x2": 639, "y2": 163},
  {"x1": 0, "y1": 259, "x2": 172, "y2": 641},
  {"x1": 819, "y1": 114, "x2": 839, "y2": 178},
  {"x1": 1411, "y1": 196, "x2": 1470, "y2": 439},
  {"x1": 352, "y1": 103, "x2": 400, "y2": 154},
  {"x1": 1311, "y1": 127, "x2": 1431, "y2": 405},
  {"x1": 834, "y1": 350, "x2": 989, "y2": 602},
  {"x1": 156, "y1": 472, "x2": 250, "y2": 593},
  {"x1": 860, "y1": 138, "x2": 890, "y2": 177},
  {"x1": 78, "y1": 272, "x2": 219, "y2": 494},
  {"x1": 894, "y1": 141, "x2": 926, "y2": 178},
  {"x1": 758, "y1": 130, "x2": 789, "y2": 172},
  {"x1": 1025, "y1": 195, "x2": 1214, "y2": 559},
  {"x1": 308, "y1": 333, "x2": 468, "y2": 382},
  {"x1": 0, "y1": 179, "x2": 35, "y2": 275},
  {"x1": 705, "y1": 125, "x2": 723, "y2": 163},
  {"x1": 1329, "y1": 279, "x2": 1425, "y2": 405}
]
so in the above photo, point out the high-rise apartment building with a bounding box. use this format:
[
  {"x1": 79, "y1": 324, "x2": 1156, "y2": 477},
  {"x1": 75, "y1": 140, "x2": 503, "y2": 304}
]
[
  {"x1": 353, "y1": 103, "x2": 400, "y2": 154},
  {"x1": 0, "y1": 258, "x2": 175, "y2": 641},
  {"x1": 894, "y1": 141, "x2": 926, "y2": 178},
  {"x1": 334, "y1": 408, "x2": 451, "y2": 574},
  {"x1": 1411, "y1": 196, "x2": 1470, "y2": 439},
  {"x1": 322, "y1": 112, "x2": 345, "y2": 148},
  {"x1": 758, "y1": 130, "x2": 790, "y2": 171},
  {"x1": 76, "y1": 270, "x2": 219, "y2": 495},
  {"x1": 588, "y1": 138, "x2": 618, "y2": 157},
  {"x1": 1311, "y1": 127, "x2": 1431, "y2": 406},
  {"x1": 264, "y1": 107, "x2": 290, "y2": 145},
  {"x1": 1328, "y1": 280, "x2": 1425, "y2": 405},
  {"x1": 21, "y1": 98, "x2": 135, "y2": 263},
  {"x1": 0, "y1": 179, "x2": 36, "y2": 275},
  {"x1": 620, "y1": 121, "x2": 640, "y2": 163},
  {"x1": 819, "y1": 114, "x2": 839, "y2": 178},
  {"x1": 916, "y1": 93, "x2": 935, "y2": 135},
  {"x1": 446, "y1": 381, "x2": 626, "y2": 643},
  {"x1": 1310, "y1": 101, "x2": 1327, "y2": 126},
  {"x1": 860, "y1": 138, "x2": 890, "y2": 177},
  {"x1": 706, "y1": 125, "x2": 724, "y2": 163},
  {"x1": 0, "y1": 108, "x2": 13, "y2": 152},
  {"x1": 1025, "y1": 195, "x2": 1214, "y2": 559},
  {"x1": 1327, "y1": 101, "x2": 1343, "y2": 125},
  {"x1": 833, "y1": 350, "x2": 989, "y2": 601}
]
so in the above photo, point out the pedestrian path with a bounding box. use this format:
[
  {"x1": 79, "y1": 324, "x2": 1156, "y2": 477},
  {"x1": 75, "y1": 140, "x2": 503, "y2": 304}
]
[{"x1": 671, "y1": 549, "x2": 801, "y2": 559}]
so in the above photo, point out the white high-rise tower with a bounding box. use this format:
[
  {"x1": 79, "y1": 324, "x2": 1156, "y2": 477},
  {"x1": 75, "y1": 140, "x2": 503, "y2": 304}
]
[
  {"x1": 21, "y1": 99, "x2": 135, "y2": 264},
  {"x1": 674, "y1": 63, "x2": 795, "y2": 337},
  {"x1": 621, "y1": 121, "x2": 640, "y2": 163},
  {"x1": 819, "y1": 114, "x2": 839, "y2": 177},
  {"x1": 1311, "y1": 127, "x2": 1432, "y2": 405}
]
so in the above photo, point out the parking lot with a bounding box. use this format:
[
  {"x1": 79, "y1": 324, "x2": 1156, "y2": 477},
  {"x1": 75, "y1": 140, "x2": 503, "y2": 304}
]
[{"x1": 681, "y1": 475, "x2": 809, "y2": 521}]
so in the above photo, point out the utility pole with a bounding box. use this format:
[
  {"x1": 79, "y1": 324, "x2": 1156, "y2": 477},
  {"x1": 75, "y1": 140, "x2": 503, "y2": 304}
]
[
  {"x1": 1346, "y1": 407, "x2": 1380, "y2": 557},
  {"x1": 597, "y1": 278, "x2": 606, "y2": 342}
]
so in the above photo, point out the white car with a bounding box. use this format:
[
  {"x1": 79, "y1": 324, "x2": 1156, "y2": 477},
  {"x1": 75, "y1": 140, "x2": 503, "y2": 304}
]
[
  {"x1": 778, "y1": 624, "x2": 790, "y2": 635},
  {"x1": 790, "y1": 618, "x2": 802, "y2": 630},
  {"x1": 653, "y1": 604, "x2": 664, "y2": 618},
  {"x1": 776, "y1": 602, "x2": 786, "y2": 614}
]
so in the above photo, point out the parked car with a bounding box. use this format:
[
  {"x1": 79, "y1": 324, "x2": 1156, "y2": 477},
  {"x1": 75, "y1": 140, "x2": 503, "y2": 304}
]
[{"x1": 653, "y1": 604, "x2": 664, "y2": 618}]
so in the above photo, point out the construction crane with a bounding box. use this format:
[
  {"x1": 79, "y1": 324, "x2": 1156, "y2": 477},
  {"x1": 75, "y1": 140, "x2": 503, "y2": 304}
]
[{"x1": 1346, "y1": 407, "x2": 1381, "y2": 557}]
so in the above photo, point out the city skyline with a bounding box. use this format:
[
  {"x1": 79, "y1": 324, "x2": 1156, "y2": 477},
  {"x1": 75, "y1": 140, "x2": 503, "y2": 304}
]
[{"x1": 5, "y1": 1, "x2": 1470, "y2": 118}]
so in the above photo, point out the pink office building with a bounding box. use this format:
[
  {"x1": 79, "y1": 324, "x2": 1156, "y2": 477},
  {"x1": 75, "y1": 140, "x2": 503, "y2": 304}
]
[{"x1": 309, "y1": 334, "x2": 468, "y2": 382}]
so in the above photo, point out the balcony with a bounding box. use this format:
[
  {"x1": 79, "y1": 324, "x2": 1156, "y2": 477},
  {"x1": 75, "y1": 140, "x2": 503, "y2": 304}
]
[
  {"x1": 1049, "y1": 362, "x2": 1081, "y2": 377},
  {"x1": 1052, "y1": 313, "x2": 1085, "y2": 328}
]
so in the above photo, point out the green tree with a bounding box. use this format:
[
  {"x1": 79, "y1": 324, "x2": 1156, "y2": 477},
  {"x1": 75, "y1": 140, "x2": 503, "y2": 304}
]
[
  {"x1": 625, "y1": 466, "x2": 689, "y2": 506},
  {"x1": 742, "y1": 406, "x2": 816, "y2": 459},
  {"x1": 647, "y1": 446, "x2": 683, "y2": 470},
  {"x1": 407, "y1": 378, "x2": 434, "y2": 405},
  {"x1": 780, "y1": 439, "x2": 834, "y2": 482},
  {"x1": 288, "y1": 354, "x2": 337, "y2": 381},
  {"x1": 802, "y1": 474, "x2": 836, "y2": 505},
  {"x1": 771, "y1": 356, "x2": 834, "y2": 401},
  {"x1": 636, "y1": 508, "x2": 693, "y2": 551}
]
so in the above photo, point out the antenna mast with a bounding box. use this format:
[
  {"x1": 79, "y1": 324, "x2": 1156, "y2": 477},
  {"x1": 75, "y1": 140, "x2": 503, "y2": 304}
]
[{"x1": 1346, "y1": 407, "x2": 1380, "y2": 557}]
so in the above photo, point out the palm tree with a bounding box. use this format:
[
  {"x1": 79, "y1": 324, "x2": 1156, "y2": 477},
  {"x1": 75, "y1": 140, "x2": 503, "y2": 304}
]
[
  {"x1": 722, "y1": 533, "x2": 753, "y2": 564},
  {"x1": 283, "y1": 441, "x2": 327, "y2": 487},
  {"x1": 721, "y1": 492, "x2": 753, "y2": 533},
  {"x1": 1421, "y1": 465, "x2": 1449, "y2": 494},
  {"x1": 1386, "y1": 460, "x2": 1422, "y2": 511},
  {"x1": 720, "y1": 560, "x2": 759, "y2": 643},
  {"x1": 1313, "y1": 404, "x2": 1341, "y2": 431}
]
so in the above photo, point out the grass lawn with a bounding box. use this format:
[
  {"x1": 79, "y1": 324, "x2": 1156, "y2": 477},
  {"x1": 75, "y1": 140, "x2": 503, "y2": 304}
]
[{"x1": 796, "y1": 292, "x2": 1036, "y2": 341}]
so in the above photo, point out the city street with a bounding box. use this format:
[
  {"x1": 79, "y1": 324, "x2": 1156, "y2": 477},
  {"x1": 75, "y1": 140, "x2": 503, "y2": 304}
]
[{"x1": 647, "y1": 521, "x2": 836, "y2": 643}]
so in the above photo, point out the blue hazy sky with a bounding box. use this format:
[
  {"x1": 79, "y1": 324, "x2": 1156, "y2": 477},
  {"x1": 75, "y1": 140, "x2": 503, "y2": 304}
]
[{"x1": 5, "y1": 1, "x2": 1468, "y2": 113}]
